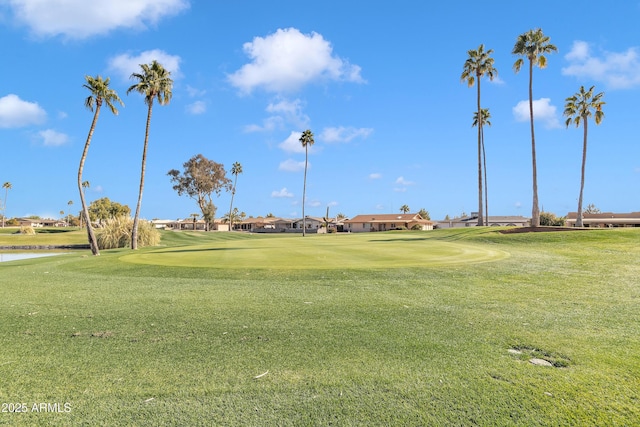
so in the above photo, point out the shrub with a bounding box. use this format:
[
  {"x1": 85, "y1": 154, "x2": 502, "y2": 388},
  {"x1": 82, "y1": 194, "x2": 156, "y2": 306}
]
[
  {"x1": 97, "y1": 216, "x2": 160, "y2": 249},
  {"x1": 540, "y1": 212, "x2": 566, "y2": 227}
]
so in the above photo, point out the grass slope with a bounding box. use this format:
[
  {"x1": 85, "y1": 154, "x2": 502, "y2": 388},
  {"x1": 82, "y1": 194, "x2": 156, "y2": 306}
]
[{"x1": 0, "y1": 228, "x2": 638, "y2": 426}]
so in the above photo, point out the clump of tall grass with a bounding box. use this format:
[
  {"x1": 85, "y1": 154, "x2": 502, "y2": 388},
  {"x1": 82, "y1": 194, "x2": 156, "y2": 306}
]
[
  {"x1": 19, "y1": 226, "x2": 36, "y2": 235},
  {"x1": 96, "y1": 216, "x2": 160, "y2": 249}
]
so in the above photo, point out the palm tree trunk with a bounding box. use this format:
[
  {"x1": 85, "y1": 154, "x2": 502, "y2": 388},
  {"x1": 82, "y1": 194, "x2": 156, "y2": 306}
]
[
  {"x1": 482, "y1": 129, "x2": 488, "y2": 226},
  {"x1": 132, "y1": 101, "x2": 153, "y2": 249},
  {"x1": 79, "y1": 107, "x2": 101, "y2": 256},
  {"x1": 2, "y1": 189, "x2": 7, "y2": 228},
  {"x1": 302, "y1": 145, "x2": 308, "y2": 237},
  {"x1": 576, "y1": 118, "x2": 588, "y2": 227},
  {"x1": 228, "y1": 175, "x2": 237, "y2": 232},
  {"x1": 529, "y1": 59, "x2": 540, "y2": 227},
  {"x1": 476, "y1": 79, "x2": 484, "y2": 226}
]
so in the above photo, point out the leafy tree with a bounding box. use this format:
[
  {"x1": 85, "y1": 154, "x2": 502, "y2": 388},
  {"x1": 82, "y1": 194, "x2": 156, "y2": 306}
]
[
  {"x1": 584, "y1": 203, "x2": 601, "y2": 214},
  {"x1": 400, "y1": 204, "x2": 410, "y2": 214},
  {"x1": 472, "y1": 108, "x2": 492, "y2": 226},
  {"x1": 299, "y1": 129, "x2": 315, "y2": 236},
  {"x1": 88, "y1": 197, "x2": 131, "y2": 224},
  {"x1": 227, "y1": 162, "x2": 243, "y2": 231},
  {"x1": 462, "y1": 44, "x2": 497, "y2": 226},
  {"x1": 168, "y1": 154, "x2": 231, "y2": 231},
  {"x1": 80, "y1": 75, "x2": 123, "y2": 255},
  {"x1": 127, "y1": 60, "x2": 173, "y2": 249},
  {"x1": 540, "y1": 211, "x2": 566, "y2": 227},
  {"x1": 418, "y1": 208, "x2": 430, "y2": 220},
  {"x1": 512, "y1": 28, "x2": 557, "y2": 227},
  {"x1": 563, "y1": 86, "x2": 605, "y2": 227},
  {"x1": 266, "y1": 212, "x2": 275, "y2": 218},
  {"x1": 224, "y1": 207, "x2": 242, "y2": 228},
  {"x1": 1, "y1": 181, "x2": 11, "y2": 228}
]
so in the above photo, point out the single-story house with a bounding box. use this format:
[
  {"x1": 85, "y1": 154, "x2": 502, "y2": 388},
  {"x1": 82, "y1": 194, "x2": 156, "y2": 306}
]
[
  {"x1": 17, "y1": 217, "x2": 66, "y2": 227},
  {"x1": 437, "y1": 214, "x2": 530, "y2": 228},
  {"x1": 344, "y1": 213, "x2": 434, "y2": 232},
  {"x1": 566, "y1": 211, "x2": 640, "y2": 228}
]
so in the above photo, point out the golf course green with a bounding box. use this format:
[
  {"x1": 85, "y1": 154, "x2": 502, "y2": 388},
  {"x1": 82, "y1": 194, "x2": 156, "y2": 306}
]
[{"x1": 0, "y1": 227, "x2": 638, "y2": 426}]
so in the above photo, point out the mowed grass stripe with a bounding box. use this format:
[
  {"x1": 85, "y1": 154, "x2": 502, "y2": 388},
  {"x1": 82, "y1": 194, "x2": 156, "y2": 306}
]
[{"x1": 120, "y1": 232, "x2": 509, "y2": 269}]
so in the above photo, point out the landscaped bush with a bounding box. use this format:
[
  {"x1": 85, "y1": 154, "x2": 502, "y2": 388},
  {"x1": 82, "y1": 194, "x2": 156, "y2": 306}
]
[
  {"x1": 96, "y1": 216, "x2": 160, "y2": 249},
  {"x1": 540, "y1": 211, "x2": 566, "y2": 226}
]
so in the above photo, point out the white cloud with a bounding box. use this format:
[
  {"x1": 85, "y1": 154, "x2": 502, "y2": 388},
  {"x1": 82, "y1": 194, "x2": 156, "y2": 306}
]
[
  {"x1": 395, "y1": 176, "x2": 415, "y2": 186},
  {"x1": 562, "y1": 40, "x2": 640, "y2": 89},
  {"x1": 512, "y1": 98, "x2": 560, "y2": 129},
  {"x1": 279, "y1": 159, "x2": 306, "y2": 172},
  {"x1": 320, "y1": 126, "x2": 373, "y2": 143},
  {"x1": 185, "y1": 85, "x2": 206, "y2": 97},
  {"x1": 228, "y1": 27, "x2": 364, "y2": 94},
  {"x1": 369, "y1": 173, "x2": 382, "y2": 180},
  {"x1": 6, "y1": 0, "x2": 189, "y2": 39},
  {"x1": 247, "y1": 98, "x2": 309, "y2": 132},
  {"x1": 108, "y1": 49, "x2": 182, "y2": 81},
  {"x1": 271, "y1": 187, "x2": 293, "y2": 198},
  {"x1": 0, "y1": 94, "x2": 46, "y2": 128},
  {"x1": 38, "y1": 129, "x2": 69, "y2": 146},
  {"x1": 278, "y1": 131, "x2": 312, "y2": 154},
  {"x1": 186, "y1": 101, "x2": 206, "y2": 115}
]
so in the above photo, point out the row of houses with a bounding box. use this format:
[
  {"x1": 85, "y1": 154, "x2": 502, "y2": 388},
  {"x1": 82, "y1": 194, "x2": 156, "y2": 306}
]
[
  {"x1": 11, "y1": 211, "x2": 640, "y2": 232},
  {"x1": 152, "y1": 213, "x2": 530, "y2": 233},
  {"x1": 154, "y1": 211, "x2": 640, "y2": 232}
]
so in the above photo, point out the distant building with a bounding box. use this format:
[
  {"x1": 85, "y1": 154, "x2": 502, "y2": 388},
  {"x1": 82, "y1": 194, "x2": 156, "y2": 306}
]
[
  {"x1": 344, "y1": 213, "x2": 434, "y2": 232},
  {"x1": 437, "y1": 213, "x2": 530, "y2": 228},
  {"x1": 566, "y1": 212, "x2": 640, "y2": 228}
]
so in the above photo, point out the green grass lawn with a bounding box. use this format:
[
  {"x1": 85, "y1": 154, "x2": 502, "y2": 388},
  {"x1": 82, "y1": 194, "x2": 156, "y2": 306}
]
[{"x1": 1, "y1": 228, "x2": 639, "y2": 426}]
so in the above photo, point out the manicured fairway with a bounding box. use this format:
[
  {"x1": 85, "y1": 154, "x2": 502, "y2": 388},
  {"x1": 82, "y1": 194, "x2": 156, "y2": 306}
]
[
  {"x1": 120, "y1": 231, "x2": 509, "y2": 269},
  {"x1": 1, "y1": 228, "x2": 639, "y2": 426}
]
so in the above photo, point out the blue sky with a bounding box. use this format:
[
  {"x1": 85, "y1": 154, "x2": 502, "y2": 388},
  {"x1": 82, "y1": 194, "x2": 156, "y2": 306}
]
[{"x1": 1, "y1": 1, "x2": 639, "y2": 221}]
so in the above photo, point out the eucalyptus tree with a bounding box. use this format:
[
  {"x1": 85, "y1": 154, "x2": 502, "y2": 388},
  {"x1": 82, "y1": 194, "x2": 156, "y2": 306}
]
[
  {"x1": 512, "y1": 28, "x2": 557, "y2": 227},
  {"x1": 299, "y1": 129, "x2": 315, "y2": 236},
  {"x1": 127, "y1": 60, "x2": 173, "y2": 249},
  {"x1": 2, "y1": 181, "x2": 11, "y2": 227},
  {"x1": 168, "y1": 154, "x2": 231, "y2": 232},
  {"x1": 227, "y1": 162, "x2": 243, "y2": 231},
  {"x1": 80, "y1": 75, "x2": 123, "y2": 255},
  {"x1": 472, "y1": 108, "x2": 492, "y2": 226},
  {"x1": 461, "y1": 44, "x2": 498, "y2": 226},
  {"x1": 563, "y1": 85, "x2": 605, "y2": 227}
]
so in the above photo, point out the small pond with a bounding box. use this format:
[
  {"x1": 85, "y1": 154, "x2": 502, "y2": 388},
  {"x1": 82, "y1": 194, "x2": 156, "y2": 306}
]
[{"x1": 0, "y1": 253, "x2": 66, "y2": 263}]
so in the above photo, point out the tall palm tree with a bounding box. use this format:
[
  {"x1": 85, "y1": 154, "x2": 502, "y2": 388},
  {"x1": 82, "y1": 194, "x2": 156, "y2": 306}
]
[
  {"x1": 461, "y1": 44, "x2": 498, "y2": 226},
  {"x1": 2, "y1": 181, "x2": 11, "y2": 227},
  {"x1": 512, "y1": 28, "x2": 557, "y2": 227},
  {"x1": 472, "y1": 108, "x2": 492, "y2": 226},
  {"x1": 563, "y1": 86, "x2": 605, "y2": 228},
  {"x1": 400, "y1": 204, "x2": 410, "y2": 214},
  {"x1": 299, "y1": 129, "x2": 315, "y2": 237},
  {"x1": 227, "y1": 162, "x2": 243, "y2": 232},
  {"x1": 67, "y1": 200, "x2": 73, "y2": 226},
  {"x1": 80, "y1": 76, "x2": 123, "y2": 255},
  {"x1": 127, "y1": 60, "x2": 173, "y2": 249}
]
